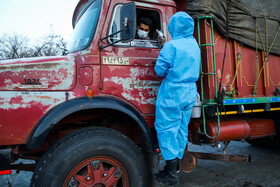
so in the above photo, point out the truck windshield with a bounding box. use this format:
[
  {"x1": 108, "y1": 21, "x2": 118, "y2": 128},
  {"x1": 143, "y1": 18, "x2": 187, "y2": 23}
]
[{"x1": 68, "y1": 0, "x2": 102, "y2": 53}]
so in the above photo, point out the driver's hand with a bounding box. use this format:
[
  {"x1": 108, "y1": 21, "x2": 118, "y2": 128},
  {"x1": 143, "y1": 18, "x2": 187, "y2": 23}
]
[{"x1": 158, "y1": 36, "x2": 166, "y2": 46}]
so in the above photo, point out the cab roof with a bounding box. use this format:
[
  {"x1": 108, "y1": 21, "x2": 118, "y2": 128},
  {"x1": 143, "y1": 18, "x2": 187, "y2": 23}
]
[{"x1": 72, "y1": 0, "x2": 176, "y2": 28}]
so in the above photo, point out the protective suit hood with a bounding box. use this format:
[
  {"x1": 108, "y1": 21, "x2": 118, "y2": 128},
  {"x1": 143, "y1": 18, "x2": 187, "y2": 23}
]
[{"x1": 168, "y1": 12, "x2": 194, "y2": 39}]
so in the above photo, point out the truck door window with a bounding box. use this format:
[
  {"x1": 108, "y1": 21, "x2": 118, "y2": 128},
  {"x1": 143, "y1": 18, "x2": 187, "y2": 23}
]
[
  {"x1": 108, "y1": 6, "x2": 162, "y2": 48},
  {"x1": 107, "y1": 4, "x2": 128, "y2": 46}
]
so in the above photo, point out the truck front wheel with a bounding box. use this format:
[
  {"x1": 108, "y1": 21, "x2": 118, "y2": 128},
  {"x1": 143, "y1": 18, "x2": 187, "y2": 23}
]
[{"x1": 31, "y1": 127, "x2": 148, "y2": 187}]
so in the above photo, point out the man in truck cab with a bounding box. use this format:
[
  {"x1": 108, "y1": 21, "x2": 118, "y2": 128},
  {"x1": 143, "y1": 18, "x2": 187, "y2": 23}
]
[
  {"x1": 154, "y1": 12, "x2": 200, "y2": 186},
  {"x1": 135, "y1": 16, "x2": 166, "y2": 45},
  {"x1": 135, "y1": 17, "x2": 152, "y2": 40}
]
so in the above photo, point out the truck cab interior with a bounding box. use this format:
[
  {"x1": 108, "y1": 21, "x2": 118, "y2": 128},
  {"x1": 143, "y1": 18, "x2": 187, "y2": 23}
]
[{"x1": 108, "y1": 6, "x2": 162, "y2": 48}]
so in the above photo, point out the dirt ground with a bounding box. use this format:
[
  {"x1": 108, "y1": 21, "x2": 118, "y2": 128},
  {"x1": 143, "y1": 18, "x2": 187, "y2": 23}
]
[{"x1": 1, "y1": 141, "x2": 280, "y2": 187}]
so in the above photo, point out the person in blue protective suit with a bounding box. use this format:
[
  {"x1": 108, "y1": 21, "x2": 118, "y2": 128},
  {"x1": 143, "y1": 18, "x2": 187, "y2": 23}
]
[{"x1": 154, "y1": 11, "x2": 200, "y2": 186}]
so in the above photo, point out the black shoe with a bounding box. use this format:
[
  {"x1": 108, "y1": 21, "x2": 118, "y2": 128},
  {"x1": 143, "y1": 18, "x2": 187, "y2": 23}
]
[
  {"x1": 155, "y1": 158, "x2": 179, "y2": 186},
  {"x1": 162, "y1": 159, "x2": 180, "y2": 173}
]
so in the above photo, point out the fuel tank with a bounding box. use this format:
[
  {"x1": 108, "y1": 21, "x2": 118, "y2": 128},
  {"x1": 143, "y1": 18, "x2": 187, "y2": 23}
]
[
  {"x1": 189, "y1": 119, "x2": 275, "y2": 143},
  {"x1": 246, "y1": 119, "x2": 275, "y2": 139}
]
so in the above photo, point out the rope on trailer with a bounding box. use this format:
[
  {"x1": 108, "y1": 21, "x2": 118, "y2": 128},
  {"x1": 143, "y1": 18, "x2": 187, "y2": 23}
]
[
  {"x1": 252, "y1": 0, "x2": 280, "y2": 95},
  {"x1": 252, "y1": 17, "x2": 260, "y2": 96},
  {"x1": 229, "y1": 52, "x2": 241, "y2": 97},
  {"x1": 216, "y1": 0, "x2": 228, "y2": 116}
]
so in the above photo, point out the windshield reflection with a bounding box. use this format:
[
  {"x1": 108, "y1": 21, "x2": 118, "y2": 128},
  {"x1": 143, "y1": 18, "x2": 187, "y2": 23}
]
[{"x1": 68, "y1": 0, "x2": 101, "y2": 53}]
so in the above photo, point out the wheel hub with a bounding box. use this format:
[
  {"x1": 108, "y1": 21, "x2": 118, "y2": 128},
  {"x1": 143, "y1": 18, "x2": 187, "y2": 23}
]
[{"x1": 64, "y1": 157, "x2": 128, "y2": 187}]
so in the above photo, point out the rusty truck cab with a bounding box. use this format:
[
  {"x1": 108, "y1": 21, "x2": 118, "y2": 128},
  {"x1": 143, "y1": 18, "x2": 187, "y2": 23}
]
[{"x1": 69, "y1": 0, "x2": 177, "y2": 126}]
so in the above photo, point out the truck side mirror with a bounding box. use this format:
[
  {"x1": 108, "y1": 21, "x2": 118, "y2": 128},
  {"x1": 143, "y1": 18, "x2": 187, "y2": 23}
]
[
  {"x1": 99, "y1": 2, "x2": 136, "y2": 49},
  {"x1": 120, "y1": 2, "x2": 136, "y2": 42}
]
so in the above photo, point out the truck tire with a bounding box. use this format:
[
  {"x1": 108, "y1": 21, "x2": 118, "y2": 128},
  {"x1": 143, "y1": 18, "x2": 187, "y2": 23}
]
[{"x1": 30, "y1": 127, "x2": 148, "y2": 187}]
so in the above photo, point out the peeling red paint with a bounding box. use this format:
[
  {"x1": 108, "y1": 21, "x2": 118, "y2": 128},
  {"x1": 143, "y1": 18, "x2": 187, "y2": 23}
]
[
  {"x1": 8, "y1": 96, "x2": 23, "y2": 105},
  {"x1": 0, "y1": 101, "x2": 51, "y2": 145},
  {"x1": 0, "y1": 56, "x2": 76, "y2": 91}
]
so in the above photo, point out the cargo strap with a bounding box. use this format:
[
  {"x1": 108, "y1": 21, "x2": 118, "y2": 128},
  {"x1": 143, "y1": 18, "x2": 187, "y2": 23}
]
[
  {"x1": 228, "y1": 52, "x2": 241, "y2": 97},
  {"x1": 252, "y1": 0, "x2": 280, "y2": 95}
]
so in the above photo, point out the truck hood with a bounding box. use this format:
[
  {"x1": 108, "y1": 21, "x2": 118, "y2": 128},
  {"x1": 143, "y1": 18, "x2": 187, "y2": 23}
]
[{"x1": 0, "y1": 56, "x2": 76, "y2": 91}]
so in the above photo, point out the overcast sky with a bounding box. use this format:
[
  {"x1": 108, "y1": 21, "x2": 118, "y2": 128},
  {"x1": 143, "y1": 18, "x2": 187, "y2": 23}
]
[{"x1": 0, "y1": 0, "x2": 79, "y2": 42}]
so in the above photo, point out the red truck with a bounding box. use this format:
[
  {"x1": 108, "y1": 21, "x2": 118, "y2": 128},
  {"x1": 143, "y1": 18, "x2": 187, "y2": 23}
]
[{"x1": 0, "y1": 0, "x2": 279, "y2": 186}]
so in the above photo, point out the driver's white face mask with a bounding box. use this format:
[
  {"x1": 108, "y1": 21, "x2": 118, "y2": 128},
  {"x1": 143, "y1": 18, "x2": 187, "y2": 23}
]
[{"x1": 137, "y1": 29, "x2": 149, "y2": 39}]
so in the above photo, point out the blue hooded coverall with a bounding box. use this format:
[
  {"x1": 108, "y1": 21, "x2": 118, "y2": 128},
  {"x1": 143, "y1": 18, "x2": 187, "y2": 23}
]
[{"x1": 154, "y1": 12, "x2": 201, "y2": 161}]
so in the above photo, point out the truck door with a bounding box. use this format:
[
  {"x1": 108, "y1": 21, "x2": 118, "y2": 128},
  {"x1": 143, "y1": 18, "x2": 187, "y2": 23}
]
[{"x1": 100, "y1": 1, "x2": 166, "y2": 115}]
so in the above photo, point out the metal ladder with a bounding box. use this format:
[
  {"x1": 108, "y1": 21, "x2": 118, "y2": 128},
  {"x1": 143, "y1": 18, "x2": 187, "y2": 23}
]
[{"x1": 197, "y1": 16, "x2": 220, "y2": 139}]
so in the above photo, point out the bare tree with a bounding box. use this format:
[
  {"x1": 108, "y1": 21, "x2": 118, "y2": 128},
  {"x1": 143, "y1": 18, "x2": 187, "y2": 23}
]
[
  {"x1": 33, "y1": 33, "x2": 67, "y2": 57},
  {"x1": 0, "y1": 32, "x2": 67, "y2": 61},
  {"x1": 0, "y1": 33, "x2": 31, "y2": 60}
]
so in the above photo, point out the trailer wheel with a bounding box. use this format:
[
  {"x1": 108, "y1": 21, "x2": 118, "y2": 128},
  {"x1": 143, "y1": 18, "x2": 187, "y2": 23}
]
[{"x1": 30, "y1": 127, "x2": 148, "y2": 187}]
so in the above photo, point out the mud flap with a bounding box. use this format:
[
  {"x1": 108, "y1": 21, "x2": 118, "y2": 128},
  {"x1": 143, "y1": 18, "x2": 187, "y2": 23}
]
[{"x1": 0, "y1": 149, "x2": 11, "y2": 175}]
